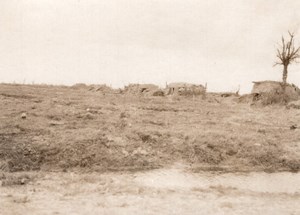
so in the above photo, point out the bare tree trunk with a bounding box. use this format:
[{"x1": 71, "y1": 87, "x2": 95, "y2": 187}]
[
  {"x1": 282, "y1": 64, "x2": 288, "y2": 103},
  {"x1": 282, "y1": 64, "x2": 288, "y2": 85}
]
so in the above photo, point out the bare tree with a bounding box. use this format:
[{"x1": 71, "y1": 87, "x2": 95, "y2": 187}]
[{"x1": 274, "y1": 31, "x2": 300, "y2": 85}]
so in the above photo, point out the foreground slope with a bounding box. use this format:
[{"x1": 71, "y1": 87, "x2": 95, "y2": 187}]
[{"x1": 0, "y1": 83, "x2": 300, "y2": 173}]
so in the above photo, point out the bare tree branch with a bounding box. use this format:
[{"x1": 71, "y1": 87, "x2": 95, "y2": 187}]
[
  {"x1": 273, "y1": 62, "x2": 282, "y2": 67},
  {"x1": 275, "y1": 31, "x2": 300, "y2": 66}
]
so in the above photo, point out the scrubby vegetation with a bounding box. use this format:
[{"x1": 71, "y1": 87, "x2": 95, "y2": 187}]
[{"x1": 0, "y1": 83, "x2": 300, "y2": 173}]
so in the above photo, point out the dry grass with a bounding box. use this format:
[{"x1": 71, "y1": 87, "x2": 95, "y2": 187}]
[{"x1": 0, "y1": 83, "x2": 300, "y2": 173}]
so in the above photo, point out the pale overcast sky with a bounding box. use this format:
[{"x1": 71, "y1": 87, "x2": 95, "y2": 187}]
[{"x1": 1, "y1": 0, "x2": 300, "y2": 93}]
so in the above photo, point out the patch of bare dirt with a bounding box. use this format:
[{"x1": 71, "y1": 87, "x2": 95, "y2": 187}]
[{"x1": 0, "y1": 169, "x2": 299, "y2": 215}]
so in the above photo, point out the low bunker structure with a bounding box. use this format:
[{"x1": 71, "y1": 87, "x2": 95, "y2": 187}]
[
  {"x1": 166, "y1": 82, "x2": 206, "y2": 96},
  {"x1": 251, "y1": 81, "x2": 300, "y2": 104}
]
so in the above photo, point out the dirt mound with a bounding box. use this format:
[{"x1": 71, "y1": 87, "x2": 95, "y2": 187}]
[
  {"x1": 152, "y1": 90, "x2": 165, "y2": 96},
  {"x1": 123, "y1": 84, "x2": 161, "y2": 96},
  {"x1": 251, "y1": 81, "x2": 300, "y2": 105},
  {"x1": 87, "y1": 84, "x2": 116, "y2": 94},
  {"x1": 71, "y1": 83, "x2": 88, "y2": 89},
  {"x1": 72, "y1": 83, "x2": 116, "y2": 94},
  {"x1": 238, "y1": 94, "x2": 254, "y2": 103}
]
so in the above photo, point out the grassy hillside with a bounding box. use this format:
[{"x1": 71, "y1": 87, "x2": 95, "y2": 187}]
[{"x1": 0, "y1": 84, "x2": 300, "y2": 173}]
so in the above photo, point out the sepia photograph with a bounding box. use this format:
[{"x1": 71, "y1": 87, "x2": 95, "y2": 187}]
[{"x1": 0, "y1": 0, "x2": 300, "y2": 214}]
